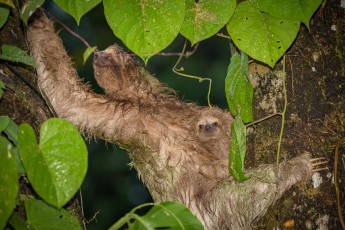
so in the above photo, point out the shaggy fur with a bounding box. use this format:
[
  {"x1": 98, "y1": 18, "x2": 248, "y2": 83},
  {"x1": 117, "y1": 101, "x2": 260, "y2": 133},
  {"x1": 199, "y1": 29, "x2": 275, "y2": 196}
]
[{"x1": 27, "y1": 13, "x2": 325, "y2": 229}]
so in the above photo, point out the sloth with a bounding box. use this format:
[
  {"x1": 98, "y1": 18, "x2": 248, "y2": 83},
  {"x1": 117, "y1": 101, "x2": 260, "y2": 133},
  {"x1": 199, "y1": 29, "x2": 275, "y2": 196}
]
[
  {"x1": 197, "y1": 116, "x2": 221, "y2": 141},
  {"x1": 27, "y1": 13, "x2": 327, "y2": 230}
]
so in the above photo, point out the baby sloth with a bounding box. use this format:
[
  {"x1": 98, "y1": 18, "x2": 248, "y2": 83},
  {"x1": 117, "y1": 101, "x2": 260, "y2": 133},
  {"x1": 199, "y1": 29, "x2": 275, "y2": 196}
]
[
  {"x1": 197, "y1": 116, "x2": 220, "y2": 141},
  {"x1": 195, "y1": 110, "x2": 231, "y2": 160}
]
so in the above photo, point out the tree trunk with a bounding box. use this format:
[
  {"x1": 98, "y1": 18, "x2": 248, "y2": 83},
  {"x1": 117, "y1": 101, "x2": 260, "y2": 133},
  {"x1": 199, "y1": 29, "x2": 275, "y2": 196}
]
[{"x1": 250, "y1": 1, "x2": 345, "y2": 228}]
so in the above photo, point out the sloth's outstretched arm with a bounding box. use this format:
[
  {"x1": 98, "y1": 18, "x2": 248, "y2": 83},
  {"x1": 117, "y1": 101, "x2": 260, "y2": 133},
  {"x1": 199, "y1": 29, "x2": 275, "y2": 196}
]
[
  {"x1": 27, "y1": 13, "x2": 163, "y2": 147},
  {"x1": 27, "y1": 13, "x2": 326, "y2": 230}
]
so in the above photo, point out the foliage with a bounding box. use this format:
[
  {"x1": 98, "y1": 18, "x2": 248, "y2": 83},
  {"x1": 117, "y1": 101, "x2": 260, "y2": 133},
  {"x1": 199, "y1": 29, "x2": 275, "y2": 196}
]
[
  {"x1": 109, "y1": 202, "x2": 203, "y2": 230},
  {"x1": 225, "y1": 52, "x2": 253, "y2": 123},
  {"x1": 0, "y1": 45, "x2": 36, "y2": 67},
  {"x1": 104, "y1": 0, "x2": 185, "y2": 64},
  {"x1": 0, "y1": 4, "x2": 10, "y2": 29},
  {"x1": 25, "y1": 199, "x2": 83, "y2": 230},
  {"x1": 228, "y1": 115, "x2": 250, "y2": 181},
  {"x1": 0, "y1": 137, "x2": 18, "y2": 230},
  {"x1": 180, "y1": 0, "x2": 236, "y2": 45},
  {"x1": 20, "y1": 0, "x2": 45, "y2": 25},
  {"x1": 0, "y1": 117, "x2": 87, "y2": 229},
  {"x1": 0, "y1": 81, "x2": 4, "y2": 99},
  {"x1": 18, "y1": 119, "x2": 88, "y2": 208},
  {"x1": 225, "y1": 52, "x2": 252, "y2": 181},
  {"x1": 0, "y1": 0, "x2": 14, "y2": 8},
  {"x1": 227, "y1": 1, "x2": 300, "y2": 67},
  {"x1": 0, "y1": 0, "x2": 322, "y2": 65}
]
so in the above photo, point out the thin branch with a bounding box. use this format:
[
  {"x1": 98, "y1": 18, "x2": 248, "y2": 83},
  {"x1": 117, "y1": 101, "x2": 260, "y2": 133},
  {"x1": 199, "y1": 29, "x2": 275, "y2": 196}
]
[
  {"x1": 216, "y1": 33, "x2": 231, "y2": 39},
  {"x1": 245, "y1": 113, "x2": 282, "y2": 127},
  {"x1": 157, "y1": 43, "x2": 199, "y2": 57},
  {"x1": 277, "y1": 55, "x2": 287, "y2": 166},
  {"x1": 79, "y1": 189, "x2": 87, "y2": 230},
  {"x1": 44, "y1": 10, "x2": 91, "y2": 48}
]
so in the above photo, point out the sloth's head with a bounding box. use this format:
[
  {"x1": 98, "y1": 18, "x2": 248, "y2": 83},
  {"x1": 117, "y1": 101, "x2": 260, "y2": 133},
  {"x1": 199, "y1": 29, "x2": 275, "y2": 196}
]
[{"x1": 196, "y1": 116, "x2": 221, "y2": 142}]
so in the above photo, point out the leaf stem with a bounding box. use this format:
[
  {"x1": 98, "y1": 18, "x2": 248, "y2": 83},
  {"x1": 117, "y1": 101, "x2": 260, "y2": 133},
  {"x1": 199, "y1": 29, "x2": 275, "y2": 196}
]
[
  {"x1": 276, "y1": 55, "x2": 287, "y2": 166},
  {"x1": 130, "y1": 202, "x2": 155, "y2": 214},
  {"x1": 44, "y1": 10, "x2": 91, "y2": 48},
  {"x1": 173, "y1": 41, "x2": 212, "y2": 107},
  {"x1": 108, "y1": 214, "x2": 131, "y2": 230},
  {"x1": 216, "y1": 33, "x2": 231, "y2": 40},
  {"x1": 157, "y1": 43, "x2": 199, "y2": 57},
  {"x1": 245, "y1": 112, "x2": 282, "y2": 127}
]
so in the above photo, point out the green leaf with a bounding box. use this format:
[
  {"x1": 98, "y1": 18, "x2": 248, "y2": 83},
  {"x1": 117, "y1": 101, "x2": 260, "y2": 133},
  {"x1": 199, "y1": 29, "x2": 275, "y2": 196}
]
[
  {"x1": 131, "y1": 202, "x2": 204, "y2": 230},
  {"x1": 0, "y1": 115, "x2": 18, "y2": 146},
  {"x1": 227, "y1": 1, "x2": 300, "y2": 67},
  {"x1": 20, "y1": 0, "x2": 45, "y2": 26},
  {"x1": 18, "y1": 119, "x2": 88, "y2": 208},
  {"x1": 82, "y1": 46, "x2": 97, "y2": 64},
  {"x1": 25, "y1": 199, "x2": 82, "y2": 230},
  {"x1": 0, "y1": 115, "x2": 9, "y2": 133},
  {"x1": 0, "y1": 80, "x2": 5, "y2": 98},
  {"x1": 229, "y1": 116, "x2": 250, "y2": 182},
  {"x1": 180, "y1": 0, "x2": 236, "y2": 45},
  {"x1": 104, "y1": 0, "x2": 185, "y2": 63},
  {"x1": 225, "y1": 52, "x2": 253, "y2": 123},
  {"x1": 0, "y1": 137, "x2": 19, "y2": 230},
  {"x1": 0, "y1": 45, "x2": 37, "y2": 67},
  {"x1": 9, "y1": 212, "x2": 34, "y2": 230},
  {"x1": 0, "y1": 0, "x2": 14, "y2": 8},
  {"x1": 0, "y1": 116, "x2": 24, "y2": 174},
  {"x1": 0, "y1": 4, "x2": 10, "y2": 29},
  {"x1": 250, "y1": 0, "x2": 322, "y2": 29},
  {"x1": 54, "y1": 0, "x2": 102, "y2": 24}
]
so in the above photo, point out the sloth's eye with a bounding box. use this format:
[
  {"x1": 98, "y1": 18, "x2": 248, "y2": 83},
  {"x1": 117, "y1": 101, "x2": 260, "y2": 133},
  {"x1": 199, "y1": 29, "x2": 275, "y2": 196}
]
[{"x1": 199, "y1": 124, "x2": 205, "y2": 129}]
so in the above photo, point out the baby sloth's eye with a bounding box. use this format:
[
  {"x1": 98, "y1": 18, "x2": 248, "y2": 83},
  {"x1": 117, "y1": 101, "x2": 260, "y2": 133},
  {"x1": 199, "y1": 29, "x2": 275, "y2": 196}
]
[{"x1": 199, "y1": 124, "x2": 205, "y2": 129}]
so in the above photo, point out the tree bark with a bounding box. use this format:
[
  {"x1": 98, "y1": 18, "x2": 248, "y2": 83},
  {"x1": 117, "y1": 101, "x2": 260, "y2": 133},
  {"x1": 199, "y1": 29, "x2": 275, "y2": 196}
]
[{"x1": 248, "y1": 1, "x2": 345, "y2": 228}]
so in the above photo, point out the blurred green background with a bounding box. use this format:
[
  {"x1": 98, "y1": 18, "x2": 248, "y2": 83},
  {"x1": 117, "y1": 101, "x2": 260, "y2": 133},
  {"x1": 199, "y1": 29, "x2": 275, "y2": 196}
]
[{"x1": 44, "y1": 1, "x2": 230, "y2": 229}]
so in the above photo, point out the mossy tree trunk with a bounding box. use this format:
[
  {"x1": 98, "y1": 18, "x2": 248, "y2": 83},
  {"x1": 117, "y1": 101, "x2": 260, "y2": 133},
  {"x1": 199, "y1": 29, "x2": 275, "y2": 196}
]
[{"x1": 249, "y1": 1, "x2": 344, "y2": 228}]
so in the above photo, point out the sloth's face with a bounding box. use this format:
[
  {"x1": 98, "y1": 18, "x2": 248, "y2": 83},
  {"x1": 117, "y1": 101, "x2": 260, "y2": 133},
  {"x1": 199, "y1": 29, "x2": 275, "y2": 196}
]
[{"x1": 196, "y1": 116, "x2": 221, "y2": 141}]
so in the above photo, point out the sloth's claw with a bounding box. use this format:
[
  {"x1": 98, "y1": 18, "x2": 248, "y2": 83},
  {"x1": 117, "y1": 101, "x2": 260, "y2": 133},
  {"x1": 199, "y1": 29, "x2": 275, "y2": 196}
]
[{"x1": 310, "y1": 157, "x2": 328, "y2": 172}]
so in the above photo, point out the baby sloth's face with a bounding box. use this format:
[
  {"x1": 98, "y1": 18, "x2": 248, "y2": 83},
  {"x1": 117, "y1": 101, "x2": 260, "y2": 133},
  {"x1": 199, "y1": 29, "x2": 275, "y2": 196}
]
[{"x1": 196, "y1": 116, "x2": 221, "y2": 142}]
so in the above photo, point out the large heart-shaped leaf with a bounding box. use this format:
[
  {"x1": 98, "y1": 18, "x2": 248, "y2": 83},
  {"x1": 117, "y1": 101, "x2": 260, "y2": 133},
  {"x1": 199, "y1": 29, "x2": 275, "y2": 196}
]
[
  {"x1": 227, "y1": 1, "x2": 300, "y2": 67},
  {"x1": 54, "y1": 0, "x2": 102, "y2": 24},
  {"x1": 250, "y1": 0, "x2": 323, "y2": 29},
  {"x1": 180, "y1": 0, "x2": 236, "y2": 45},
  {"x1": 104, "y1": 0, "x2": 185, "y2": 63},
  {"x1": 0, "y1": 137, "x2": 19, "y2": 230},
  {"x1": 18, "y1": 118, "x2": 88, "y2": 207}
]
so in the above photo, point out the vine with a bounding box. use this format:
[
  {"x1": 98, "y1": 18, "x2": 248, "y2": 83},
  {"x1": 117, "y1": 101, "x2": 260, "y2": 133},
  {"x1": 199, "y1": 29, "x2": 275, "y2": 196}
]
[
  {"x1": 276, "y1": 55, "x2": 288, "y2": 166},
  {"x1": 172, "y1": 41, "x2": 212, "y2": 107}
]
